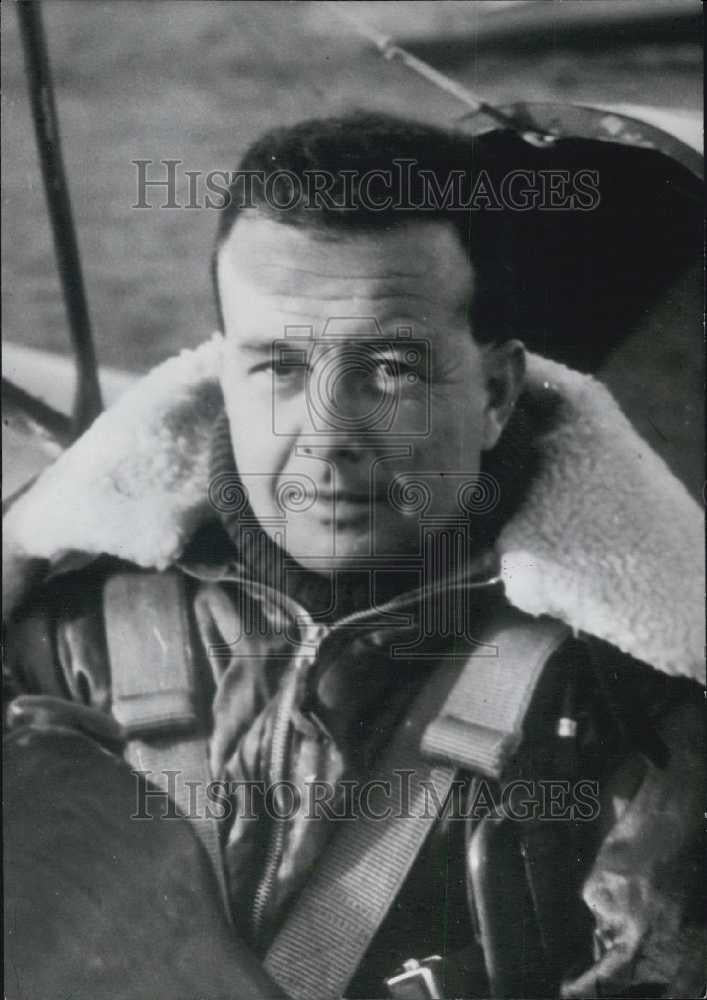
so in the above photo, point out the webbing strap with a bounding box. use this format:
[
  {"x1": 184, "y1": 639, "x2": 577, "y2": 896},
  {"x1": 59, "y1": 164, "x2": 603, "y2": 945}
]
[
  {"x1": 265, "y1": 611, "x2": 570, "y2": 1000},
  {"x1": 422, "y1": 610, "x2": 571, "y2": 780},
  {"x1": 264, "y1": 658, "x2": 461, "y2": 1000},
  {"x1": 103, "y1": 572, "x2": 230, "y2": 917}
]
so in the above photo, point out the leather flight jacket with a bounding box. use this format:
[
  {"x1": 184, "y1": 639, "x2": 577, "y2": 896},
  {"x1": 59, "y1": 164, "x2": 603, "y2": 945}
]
[{"x1": 4, "y1": 544, "x2": 705, "y2": 999}]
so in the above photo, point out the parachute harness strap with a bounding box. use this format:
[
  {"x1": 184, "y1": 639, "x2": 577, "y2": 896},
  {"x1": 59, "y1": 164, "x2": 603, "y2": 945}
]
[
  {"x1": 264, "y1": 610, "x2": 569, "y2": 1000},
  {"x1": 103, "y1": 571, "x2": 232, "y2": 919}
]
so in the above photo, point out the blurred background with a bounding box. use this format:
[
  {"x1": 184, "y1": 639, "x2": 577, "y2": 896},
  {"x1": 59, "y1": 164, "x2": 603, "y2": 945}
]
[{"x1": 1, "y1": 0, "x2": 703, "y2": 494}]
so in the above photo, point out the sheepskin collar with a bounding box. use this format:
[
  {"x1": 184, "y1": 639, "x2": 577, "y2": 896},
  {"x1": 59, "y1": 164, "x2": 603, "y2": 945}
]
[{"x1": 4, "y1": 335, "x2": 703, "y2": 682}]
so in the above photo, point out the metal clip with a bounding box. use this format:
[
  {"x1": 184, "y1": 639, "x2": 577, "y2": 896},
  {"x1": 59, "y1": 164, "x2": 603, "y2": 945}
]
[{"x1": 385, "y1": 955, "x2": 444, "y2": 999}]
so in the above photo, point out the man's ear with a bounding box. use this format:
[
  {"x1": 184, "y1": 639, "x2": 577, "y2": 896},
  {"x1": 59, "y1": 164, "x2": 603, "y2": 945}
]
[{"x1": 482, "y1": 339, "x2": 526, "y2": 451}]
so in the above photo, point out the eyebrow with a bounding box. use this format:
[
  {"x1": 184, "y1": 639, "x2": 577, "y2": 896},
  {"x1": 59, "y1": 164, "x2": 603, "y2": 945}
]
[
  {"x1": 236, "y1": 338, "x2": 430, "y2": 358},
  {"x1": 234, "y1": 331, "x2": 410, "y2": 353},
  {"x1": 237, "y1": 341, "x2": 278, "y2": 354}
]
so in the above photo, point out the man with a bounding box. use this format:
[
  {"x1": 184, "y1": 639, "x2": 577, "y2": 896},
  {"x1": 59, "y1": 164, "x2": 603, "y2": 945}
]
[{"x1": 3, "y1": 114, "x2": 704, "y2": 999}]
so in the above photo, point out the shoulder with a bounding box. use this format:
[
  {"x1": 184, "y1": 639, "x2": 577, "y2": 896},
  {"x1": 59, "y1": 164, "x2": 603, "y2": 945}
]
[
  {"x1": 5, "y1": 557, "x2": 152, "y2": 707},
  {"x1": 546, "y1": 627, "x2": 702, "y2": 770}
]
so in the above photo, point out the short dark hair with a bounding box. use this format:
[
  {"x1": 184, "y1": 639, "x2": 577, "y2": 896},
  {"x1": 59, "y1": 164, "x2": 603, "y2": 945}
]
[
  {"x1": 211, "y1": 110, "x2": 701, "y2": 367},
  {"x1": 211, "y1": 111, "x2": 523, "y2": 345}
]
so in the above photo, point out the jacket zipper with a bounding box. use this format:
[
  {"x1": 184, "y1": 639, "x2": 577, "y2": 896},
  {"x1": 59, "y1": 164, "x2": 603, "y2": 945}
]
[
  {"x1": 181, "y1": 558, "x2": 501, "y2": 939},
  {"x1": 251, "y1": 621, "x2": 328, "y2": 943}
]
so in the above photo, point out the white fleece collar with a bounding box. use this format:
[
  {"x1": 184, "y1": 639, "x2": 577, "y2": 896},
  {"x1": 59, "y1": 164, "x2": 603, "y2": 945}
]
[{"x1": 4, "y1": 334, "x2": 703, "y2": 682}]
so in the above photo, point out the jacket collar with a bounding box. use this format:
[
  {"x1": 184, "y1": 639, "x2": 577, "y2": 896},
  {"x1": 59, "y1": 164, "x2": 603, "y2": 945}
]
[{"x1": 4, "y1": 334, "x2": 704, "y2": 682}]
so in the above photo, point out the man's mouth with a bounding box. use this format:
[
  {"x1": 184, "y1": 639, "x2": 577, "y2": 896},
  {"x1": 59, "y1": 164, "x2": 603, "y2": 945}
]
[
  {"x1": 316, "y1": 491, "x2": 372, "y2": 505},
  {"x1": 311, "y1": 485, "x2": 391, "y2": 506},
  {"x1": 303, "y1": 488, "x2": 388, "y2": 526}
]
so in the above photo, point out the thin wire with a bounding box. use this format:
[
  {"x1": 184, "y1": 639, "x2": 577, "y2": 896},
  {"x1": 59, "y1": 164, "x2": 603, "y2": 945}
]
[{"x1": 326, "y1": 4, "x2": 557, "y2": 147}]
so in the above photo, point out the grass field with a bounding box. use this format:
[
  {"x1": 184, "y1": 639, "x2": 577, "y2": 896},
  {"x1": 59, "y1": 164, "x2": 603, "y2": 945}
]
[{"x1": 2, "y1": 1, "x2": 703, "y2": 493}]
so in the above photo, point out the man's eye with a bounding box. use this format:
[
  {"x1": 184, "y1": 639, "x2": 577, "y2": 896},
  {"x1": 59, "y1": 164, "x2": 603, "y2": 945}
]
[{"x1": 372, "y1": 357, "x2": 424, "y2": 385}]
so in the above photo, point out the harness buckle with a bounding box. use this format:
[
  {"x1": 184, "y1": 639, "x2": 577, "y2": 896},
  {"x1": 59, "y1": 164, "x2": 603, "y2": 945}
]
[{"x1": 384, "y1": 955, "x2": 444, "y2": 999}]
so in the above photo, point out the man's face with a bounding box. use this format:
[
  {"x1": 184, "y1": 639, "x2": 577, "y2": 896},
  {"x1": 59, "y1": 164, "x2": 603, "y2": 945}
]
[{"x1": 217, "y1": 214, "x2": 520, "y2": 573}]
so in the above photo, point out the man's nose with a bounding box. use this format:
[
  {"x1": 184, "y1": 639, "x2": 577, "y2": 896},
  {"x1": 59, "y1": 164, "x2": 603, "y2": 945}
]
[{"x1": 300, "y1": 440, "x2": 366, "y2": 468}]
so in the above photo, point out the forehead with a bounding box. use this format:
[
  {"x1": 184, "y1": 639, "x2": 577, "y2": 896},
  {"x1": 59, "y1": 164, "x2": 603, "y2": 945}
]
[{"x1": 216, "y1": 214, "x2": 473, "y2": 340}]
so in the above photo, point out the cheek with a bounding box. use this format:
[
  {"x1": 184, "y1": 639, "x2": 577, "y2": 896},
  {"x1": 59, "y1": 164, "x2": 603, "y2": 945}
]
[
  {"x1": 221, "y1": 379, "x2": 292, "y2": 505},
  {"x1": 227, "y1": 416, "x2": 290, "y2": 483},
  {"x1": 426, "y1": 389, "x2": 486, "y2": 466},
  {"x1": 397, "y1": 391, "x2": 485, "y2": 519},
  {"x1": 226, "y1": 425, "x2": 291, "y2": 522}
]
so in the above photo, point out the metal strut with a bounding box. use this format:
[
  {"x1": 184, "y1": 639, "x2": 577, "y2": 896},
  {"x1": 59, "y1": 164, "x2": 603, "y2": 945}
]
[{"x1": 17, "y1": 0, "x2": 103, "y2": 437}]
